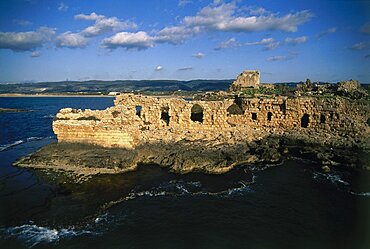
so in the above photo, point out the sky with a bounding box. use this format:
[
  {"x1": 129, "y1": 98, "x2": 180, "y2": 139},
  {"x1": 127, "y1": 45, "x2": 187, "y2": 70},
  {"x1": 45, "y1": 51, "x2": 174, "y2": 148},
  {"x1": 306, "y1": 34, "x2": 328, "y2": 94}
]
[{"x1": 0, "y1": 0, "x2": 369, "y2": 83}]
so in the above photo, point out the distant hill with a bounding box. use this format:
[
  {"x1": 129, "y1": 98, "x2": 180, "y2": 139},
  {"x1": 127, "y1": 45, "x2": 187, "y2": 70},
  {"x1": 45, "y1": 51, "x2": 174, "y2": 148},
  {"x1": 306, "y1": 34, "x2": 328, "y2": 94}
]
[{"x1": 0, "y1": 79, "x2": 234, "y2": 94}]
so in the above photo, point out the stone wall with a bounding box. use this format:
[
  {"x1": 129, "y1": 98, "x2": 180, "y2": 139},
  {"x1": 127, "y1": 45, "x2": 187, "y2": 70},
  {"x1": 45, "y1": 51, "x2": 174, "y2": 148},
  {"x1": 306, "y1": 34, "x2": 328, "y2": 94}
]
[{"x1": 53, "y1": 94, "x2": 370, "y2": 149}]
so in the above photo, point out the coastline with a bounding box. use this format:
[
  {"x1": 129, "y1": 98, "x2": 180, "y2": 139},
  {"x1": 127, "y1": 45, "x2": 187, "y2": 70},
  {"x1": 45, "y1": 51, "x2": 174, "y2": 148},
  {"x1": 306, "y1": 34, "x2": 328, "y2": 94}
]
[{"x1": 14, "y1": 129, "x2": 370, "y2": 182}]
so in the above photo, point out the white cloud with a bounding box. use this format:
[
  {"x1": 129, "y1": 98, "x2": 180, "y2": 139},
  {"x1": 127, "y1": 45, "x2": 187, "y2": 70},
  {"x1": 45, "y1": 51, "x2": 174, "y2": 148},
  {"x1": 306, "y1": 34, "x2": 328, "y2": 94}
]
[
  {"x1": 0, "y1": 27, "x2": 55, "y2": 51},
  {"x1": 178, "y1": 66, "x2": 193, "y2": 71},
  {"x1": 75, "y1": 12, "x2": 137, "y2": 37},
  {"x1": 154, "y1": 26, "x2": 196, "y2": 45},
  {"x1": 183, "y1": 2, "x2": 312, "y2": 33},
  {"x1": 155, "y1": 65, "x2": 163, "y2": 71},
  {"x1": 74, "y1": 12, "x2": 103, "y2": 21},
  {"x1": 360, "y1": 23, "x2": 370, "y2": 35},
  {"x1": 13, "y1": 19, "x2": 32, "y2": 27},
  {"x1": 350, "y1": 42, "x2": 369, "y2": 50},
  {"x1": 31, "y1": 51, "x2": 40, "y2": 57},
  {"x1": 266, "y1": 55, "x2": 289, "y2": 61},
  {"x1": 266, "y1": 52, "x2": 297, "y2": 61},
  {"x1": 284, "y1": 36, "x2": 308, "y2": 45},
  {"x1": 214, "y1": 37, "x2": 239, "y2": 50},
  {"x1": 192, "y1": 52, "x2": 205, "y2": 58},
  {"x1": 178, "y1": 0, "x2": 192, "y2": 7},
  {"x1": 245, "y1": 37, "x2": 280, "y2": 50},
  {"x1": 56, "y1": 32, "x2": 89, "y2": 48},
  {"x1": 58, "y1": 2, "x2": 68, "y2": 11},
  {"x1": 102, "y1": 31, "x2": 154, "y2": 50},
  {"x1": 316, "y1": 27, "x2": 336, "y2": 39}
]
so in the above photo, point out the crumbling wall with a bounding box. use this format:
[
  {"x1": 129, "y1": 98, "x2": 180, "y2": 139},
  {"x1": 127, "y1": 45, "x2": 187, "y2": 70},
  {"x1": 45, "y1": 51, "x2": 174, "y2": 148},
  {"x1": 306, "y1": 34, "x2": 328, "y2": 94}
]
[
  {"x1": 229, "y1": 70, "x2": 260, "y2": 91},
  {"x1": 53, "y1": 94, "x2": 370, "y2": 148}
]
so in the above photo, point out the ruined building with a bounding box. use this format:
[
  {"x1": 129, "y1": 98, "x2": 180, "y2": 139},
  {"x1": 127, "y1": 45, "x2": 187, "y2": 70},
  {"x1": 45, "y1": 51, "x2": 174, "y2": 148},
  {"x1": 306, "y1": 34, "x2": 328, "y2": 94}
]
[
  {"x1": 53, "y1": 93, "x2": 369, "y2": 149},
  {"x1": 229, "y1": 70, "x2": 260, "y2": 91}
]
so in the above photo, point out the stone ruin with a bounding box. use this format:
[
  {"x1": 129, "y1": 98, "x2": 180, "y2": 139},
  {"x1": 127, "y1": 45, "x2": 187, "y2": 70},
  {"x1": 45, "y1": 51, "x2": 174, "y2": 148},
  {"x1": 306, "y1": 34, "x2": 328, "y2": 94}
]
[
  {"x1": 53, "y1": 93, "x2": 369, "y2": 149},
  {"x1": 229, "y1": 70, "x2": 260, "y2": 91}
]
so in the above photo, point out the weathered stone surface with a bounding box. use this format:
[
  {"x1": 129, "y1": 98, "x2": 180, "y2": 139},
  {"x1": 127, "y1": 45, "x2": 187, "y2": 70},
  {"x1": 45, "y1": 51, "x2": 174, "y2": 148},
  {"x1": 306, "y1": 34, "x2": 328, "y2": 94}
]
[
  {"x1": 52, "y1": 93, "x2": 370, "y2": 150},
  {"x1": 229, "y1": 70, "x2": 260, "y2": 91}
]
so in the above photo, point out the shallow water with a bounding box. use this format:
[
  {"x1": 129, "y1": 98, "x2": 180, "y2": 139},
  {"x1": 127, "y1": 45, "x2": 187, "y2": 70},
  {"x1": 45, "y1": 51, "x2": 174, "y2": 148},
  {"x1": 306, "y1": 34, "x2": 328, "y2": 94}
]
[{"x1": 0, "y1": 97, "x2": 369, "y2": 249}]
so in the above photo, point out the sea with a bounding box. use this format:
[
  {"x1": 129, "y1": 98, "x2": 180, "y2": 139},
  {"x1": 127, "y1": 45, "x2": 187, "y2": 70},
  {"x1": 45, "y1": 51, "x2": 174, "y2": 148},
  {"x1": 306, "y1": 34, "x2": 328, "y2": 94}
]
[{"x1": 0, "y1": 97, "x2": 369, "y2": 249}]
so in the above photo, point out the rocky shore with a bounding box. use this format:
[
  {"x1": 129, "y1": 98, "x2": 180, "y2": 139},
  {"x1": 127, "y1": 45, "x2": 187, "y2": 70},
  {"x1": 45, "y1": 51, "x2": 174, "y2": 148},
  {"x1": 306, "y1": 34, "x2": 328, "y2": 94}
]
[{"x1": 14, "y1": 128, "x2": 370, "y2": 182}]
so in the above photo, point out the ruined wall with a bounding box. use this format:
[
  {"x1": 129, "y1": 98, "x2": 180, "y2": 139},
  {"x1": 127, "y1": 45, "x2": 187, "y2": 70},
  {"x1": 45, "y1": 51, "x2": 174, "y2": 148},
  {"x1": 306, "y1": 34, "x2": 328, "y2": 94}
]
[
  {"x1": 229, "y1": 70, "x2": 260, "y2": 91},
  {"x1": 53, "y1": 94, "x2": 370, "y2": 148}
]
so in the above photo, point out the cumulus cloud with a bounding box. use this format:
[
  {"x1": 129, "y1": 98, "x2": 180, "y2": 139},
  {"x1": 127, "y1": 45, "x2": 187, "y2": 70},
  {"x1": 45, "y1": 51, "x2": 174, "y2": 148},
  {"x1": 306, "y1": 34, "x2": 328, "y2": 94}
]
[
  {"x1": 284, "y1": 36, "x2": 308, "y2": 45},
  {"x1": 31, "y1": 51, "x2": 40, "y2": 57},
  {"x1": 102, "y1": 31, "x2": 154, "y2": 50},
  {"x1": 58, "y1": 2, "x2": 68, "y2": 11},
  {"x1": 56, "y1": 32, "x2": 89, "y2": 48},
  {"x1": 155, "y1": 65, "x2": 163, "y2": 71},
  {"x1": 183, "y1": 2, "x2": 312, "y2": 33},
  {"x1": 350, "y1": 42, "x2": 369, "y2": 50},
  {"x1": 178, "y1": 66, "x2": 193, "y2": 71},
  {"x1": 316, "y1": 27, "x2": 336, "y2": 39},
  {"x1": 360, "y1": 23, "x2": 370, "y2": 35},
  {"x1": 75, "y1": 12, "x2": 137, "y2": 37},
  {"x1": 192, "y1": 52, "x2": 205, "y2": 58},
  {"x1": 214, "y1": 37, "x2": 239, "y2": 50},
  {"x1": 0, "y1": 27, "x2": 55, "y2": 51}
]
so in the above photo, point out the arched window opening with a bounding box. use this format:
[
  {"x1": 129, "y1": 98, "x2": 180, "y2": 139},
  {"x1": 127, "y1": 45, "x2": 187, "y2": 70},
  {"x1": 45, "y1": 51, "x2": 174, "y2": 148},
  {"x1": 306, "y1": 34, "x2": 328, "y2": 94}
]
[
  {"x1": 161, "y1": 106, "x2": 170, "y2": 126},
  {"x1": 227, "y1": 103, "x2": 244, "y2": 115},
  {"x1": 267, "y1": 112, "x2": 272, "y2": 121},
  {"x1": 252, "y1": 113, "x2": 257, "y2": 120},
  {"x1": 280, "y1": 101, "x2": 286, "y2": 114},
  {"x1": 301, "y1": 114, "x2": 309, "y2": 128},
  {"x1": 191, "y1": 104, "x2": 203, "y2": 123},
  {"x1": 320, "y1": 114, "x2": 326, "y2": 124},
  {"x1": 135, "y1": 105, "x2": 142, "y2": 117}
]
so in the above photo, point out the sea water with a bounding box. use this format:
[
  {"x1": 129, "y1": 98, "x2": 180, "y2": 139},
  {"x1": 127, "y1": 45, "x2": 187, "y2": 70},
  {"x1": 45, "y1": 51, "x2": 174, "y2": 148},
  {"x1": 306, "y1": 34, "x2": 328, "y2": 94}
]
[{"x1": 0, "y1": 97, "x2": 369, "y2": 249}]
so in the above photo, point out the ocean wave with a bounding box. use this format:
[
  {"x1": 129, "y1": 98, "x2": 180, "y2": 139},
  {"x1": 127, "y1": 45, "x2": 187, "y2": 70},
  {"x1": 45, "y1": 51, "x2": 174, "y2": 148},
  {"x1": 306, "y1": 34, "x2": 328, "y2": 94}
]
[
  {"x1": 0, "y1": 136, "x2": 52, "y2": 152},
  {"x1": 348, "y1": 191, "x2": 370, "y2": 197},
  {"x1": 0, "y1": 140, "x2": 24, "y2": 152},
  {"x1": 43, "y1": 114, "x2": 55, "y2": 118},
  {"x1": 0, "y1": 224, "x2": 96, "y2": 248},
  {"x1": 102, "y1": 177, "x2": 255, "y2": 211},
  {"x1": 312, "y1": 171, "x2": 350, "y2": 186}
]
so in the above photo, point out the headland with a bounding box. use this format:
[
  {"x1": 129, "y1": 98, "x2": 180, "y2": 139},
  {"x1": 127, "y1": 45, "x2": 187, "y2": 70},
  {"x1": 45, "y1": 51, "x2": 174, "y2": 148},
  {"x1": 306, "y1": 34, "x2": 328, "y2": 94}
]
[{"x1": 14, "y1": 70, "x2": 370, "y2": 179}]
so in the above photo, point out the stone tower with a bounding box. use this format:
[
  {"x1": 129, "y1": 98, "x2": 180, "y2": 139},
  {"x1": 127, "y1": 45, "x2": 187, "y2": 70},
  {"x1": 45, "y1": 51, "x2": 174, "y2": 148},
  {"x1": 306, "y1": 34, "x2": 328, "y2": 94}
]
[{"x1": 229, "y1": 70, "x2": 260, "y2": 91}]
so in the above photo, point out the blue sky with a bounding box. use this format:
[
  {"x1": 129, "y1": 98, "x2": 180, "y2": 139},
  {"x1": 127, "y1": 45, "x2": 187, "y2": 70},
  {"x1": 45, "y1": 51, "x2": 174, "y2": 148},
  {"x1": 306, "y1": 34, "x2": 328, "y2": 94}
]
[{"x1": 0, "y1": 0, "x2": 369, "y2": 83}]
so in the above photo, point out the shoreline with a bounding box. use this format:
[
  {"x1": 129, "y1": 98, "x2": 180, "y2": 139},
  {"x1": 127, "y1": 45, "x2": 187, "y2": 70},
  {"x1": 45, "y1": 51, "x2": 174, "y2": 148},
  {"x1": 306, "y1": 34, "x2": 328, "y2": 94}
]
[{"x1": 13, "y1": 130, "x2": 370, "y2": 183}]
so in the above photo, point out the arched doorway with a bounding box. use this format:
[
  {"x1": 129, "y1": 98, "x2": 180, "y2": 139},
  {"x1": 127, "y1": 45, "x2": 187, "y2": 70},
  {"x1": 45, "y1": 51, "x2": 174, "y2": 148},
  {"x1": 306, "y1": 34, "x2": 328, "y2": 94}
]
[
  {"x1": 267, "y1": 112, "x2": 272, "y2": 121},
  {"x1": 191, "y1": 104, "x2": 203, "y2": 123},
  {"x1": 301, "y1": 114, "x2": 309, "y2": 128},
  {"x1": 161, "y1": 106, "x2": 170, "y2": 126}
]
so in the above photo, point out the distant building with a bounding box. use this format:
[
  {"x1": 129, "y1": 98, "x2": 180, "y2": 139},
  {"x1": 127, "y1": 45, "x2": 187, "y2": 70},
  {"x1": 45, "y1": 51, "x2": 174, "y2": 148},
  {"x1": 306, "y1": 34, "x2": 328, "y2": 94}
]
[{"x1": 230, "y1": 70, "x2": 260, "y2": 91}]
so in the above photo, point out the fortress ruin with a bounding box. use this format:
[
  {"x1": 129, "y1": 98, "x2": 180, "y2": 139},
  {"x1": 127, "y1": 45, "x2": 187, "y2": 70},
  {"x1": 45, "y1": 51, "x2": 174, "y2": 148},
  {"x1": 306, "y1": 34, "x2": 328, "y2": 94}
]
[{"x1": 53, "y1": 77, "x2": 369, "y2": 149}]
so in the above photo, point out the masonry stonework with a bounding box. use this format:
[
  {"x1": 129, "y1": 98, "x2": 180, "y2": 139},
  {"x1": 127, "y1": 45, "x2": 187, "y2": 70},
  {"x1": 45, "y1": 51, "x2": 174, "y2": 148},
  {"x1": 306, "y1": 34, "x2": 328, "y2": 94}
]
[{"x1": 53, "y1": 93, "x2": 369, "y2": 149}]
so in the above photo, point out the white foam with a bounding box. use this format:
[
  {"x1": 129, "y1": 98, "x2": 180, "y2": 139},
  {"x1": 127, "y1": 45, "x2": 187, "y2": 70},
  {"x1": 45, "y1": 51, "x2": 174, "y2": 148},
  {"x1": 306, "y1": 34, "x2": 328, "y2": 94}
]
[
  {"x1": 1, "y1": 224, "x2": 95, "y2": 247},
  {"x1": 313, "y1": 171, "x2": 350, "y2": 186},
  {"x1": 0, "y1": 140, "x2": 24, "y2": 151},
  {"x1": 0, "y1": 136, "x2": 53, "y2": 152},
  {"x1": 349, "y1": 191, "x2": 370, "y2": 197}
]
